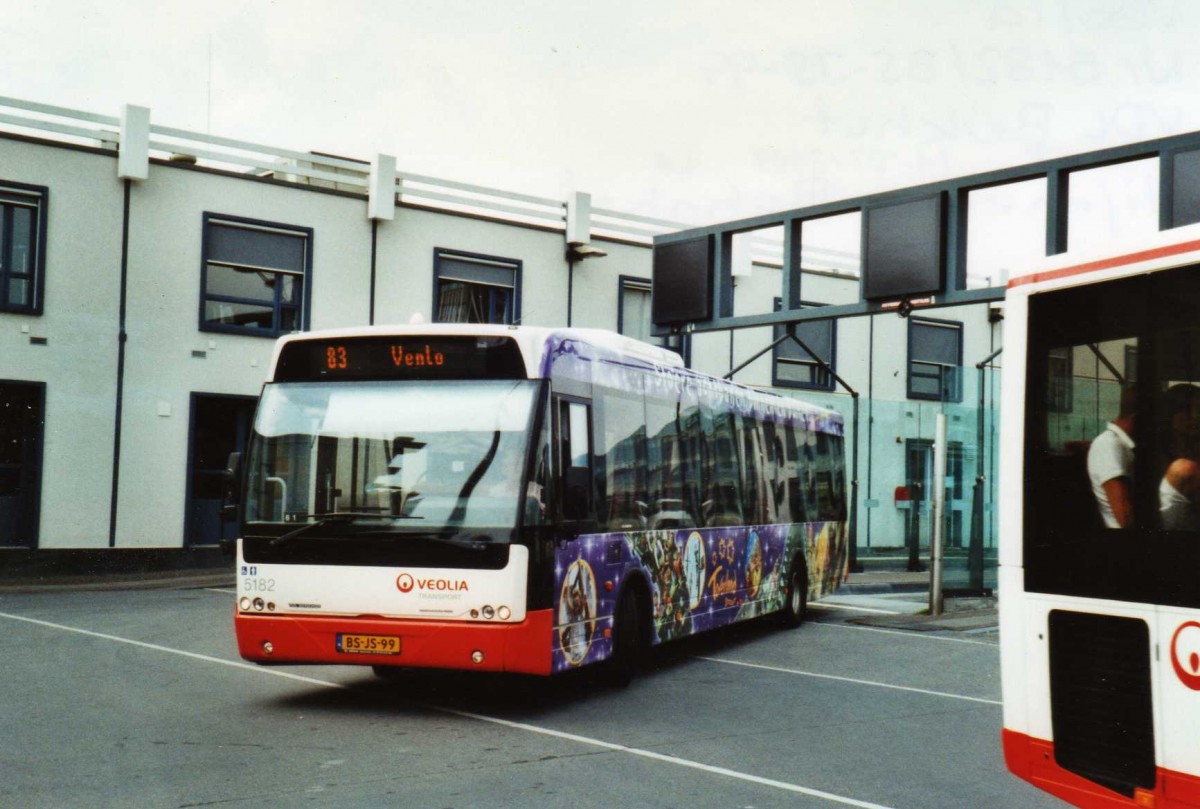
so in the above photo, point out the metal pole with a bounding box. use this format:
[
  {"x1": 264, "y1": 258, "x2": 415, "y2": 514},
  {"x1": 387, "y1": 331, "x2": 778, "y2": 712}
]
[
  {"x1": 969, "y1": 346, "x2": 1002, "y2": 593},
  {"x1": 930, "y1": 413, "x2": 947, "y2": 616},
  {"x1": 849, "y1": 393, "x2": 862, "y2": 573},
  {"x1": 722, "y1": 331, "x2": 792, "y2": 380}
]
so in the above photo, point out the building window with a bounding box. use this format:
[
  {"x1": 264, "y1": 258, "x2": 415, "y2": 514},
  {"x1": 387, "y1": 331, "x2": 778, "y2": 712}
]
[
  {"x1": 1046, "y1": 346, "x2": 1074, "y2": 413},
  {"x1": 433, "y1": 249, "x2": 519, "y2": 324},
  {"x1": 618, "y1": 276, "x2": 684, "y2": 355},
  {"x1": 772, "y1": 299, "x2": 836, "y2": 390},
  {"x1": 908, "y1": 317, "x2": 963, "y2": 401},
  {"x1": 0, "y1": 183, "x2": 48, "y2": 315},
  {"x1": 201, "y1": 214, "x2": 312, "y2": 336}
]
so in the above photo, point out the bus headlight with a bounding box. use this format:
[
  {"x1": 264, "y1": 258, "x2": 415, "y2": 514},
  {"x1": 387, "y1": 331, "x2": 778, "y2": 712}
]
[
  {"x1": 481, "y1": 605, "x2": 495, "y2": 620},
  {"x1": 239, "y1": 597, "x2": 252, "y2": 612},
  {"x1": 497, "y1": 606, "x2": 511, "y2": 620}
]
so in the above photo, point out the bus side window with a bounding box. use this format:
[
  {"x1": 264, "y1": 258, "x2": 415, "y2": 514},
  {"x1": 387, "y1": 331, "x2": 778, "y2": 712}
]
[
  {"x1": 759, "y1": 419, "x2": 778, "y2": 524},
  {"x1": 677, "y1": 398, "x2": 705, "y2": 527},
  {"x1": 783, "y1": 421, "x2": 805, "y2": 523},
  {"x1": 740, "y1": 412, "x2": 767, "y2": 525},
  {"x1": 596, "y1": 386, "x2": 647, "y2": 532},
  {"x1": 645, "y1": 386, "x2": 689, "y2": 531},
  {"x1": 558, "y1": 399, "x2": 592, "y2": 521}
]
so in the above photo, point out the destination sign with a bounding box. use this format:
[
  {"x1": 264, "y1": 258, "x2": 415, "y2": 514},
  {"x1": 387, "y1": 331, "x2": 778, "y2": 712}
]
[{"x1": 273, "y1": 335, "x2": 527, "y2": 381}]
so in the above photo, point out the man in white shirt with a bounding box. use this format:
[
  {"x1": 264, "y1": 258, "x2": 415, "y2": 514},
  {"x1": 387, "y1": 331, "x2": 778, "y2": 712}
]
[{"x1": 1087, "y1": 389, "x2": 1136, "y2": 529}]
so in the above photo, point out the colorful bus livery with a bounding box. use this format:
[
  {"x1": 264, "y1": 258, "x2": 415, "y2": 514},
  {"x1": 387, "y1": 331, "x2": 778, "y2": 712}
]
[
  {"x1": 232, "y1": 324, "x2": 848, "y2": 680},
  {"x1": 552, "y1": 521, "x2": 846, "y2": 673}
]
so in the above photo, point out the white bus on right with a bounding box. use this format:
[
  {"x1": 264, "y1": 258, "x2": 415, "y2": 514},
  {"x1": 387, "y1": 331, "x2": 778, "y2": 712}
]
[{"x1": 1001, "y1": 222, "x2": 1200, "y2": 809}]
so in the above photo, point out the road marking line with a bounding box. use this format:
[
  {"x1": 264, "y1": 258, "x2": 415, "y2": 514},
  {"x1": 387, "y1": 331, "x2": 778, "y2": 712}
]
[
  {"x1": 810, "y1": 602, "x2": 903, "y2": 616},
  {"x1": 0, "y1": 610, "x2": 900, "y2": 809},
  {"x1": 436, "y1": 705, "x2": 900, "y2": 809},
  {"x1": 810, "y1": 621, "x2": 998, "y2": 647},
  {"x1": 205, "y1": 588, "x2": 236, "y2": 595},
  {"x1": 696, "y1": 656, "x2": 1002, "y2": 706},
  {"x1": 0, "y1": 611, "x2": 343, "y2": 690}
]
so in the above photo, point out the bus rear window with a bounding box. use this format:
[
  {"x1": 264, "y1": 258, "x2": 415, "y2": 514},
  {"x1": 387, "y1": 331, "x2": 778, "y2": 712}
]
[{"x1": 274, "y1": 335, "x2": 527, "y2": 382}]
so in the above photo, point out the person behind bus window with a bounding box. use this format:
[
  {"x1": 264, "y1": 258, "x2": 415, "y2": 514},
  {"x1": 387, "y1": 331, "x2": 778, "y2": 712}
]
[
  {"x1": 1088, "y1": 386, "x2": 1136, "y2": 529},
  {"x1": 1159, "y1": 383, "x2": 1200, "y2": 531}
]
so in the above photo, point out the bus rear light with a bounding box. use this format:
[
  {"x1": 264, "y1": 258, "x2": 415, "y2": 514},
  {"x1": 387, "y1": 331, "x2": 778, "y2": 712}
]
[{"x1": 470, "y1": 650, "x2": 484, "y2": 664}]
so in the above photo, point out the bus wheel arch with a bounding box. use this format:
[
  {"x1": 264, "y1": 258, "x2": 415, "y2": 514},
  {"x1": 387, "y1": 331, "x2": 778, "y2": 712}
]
[
  {"x1": 779, "y1": 555, "x2": 808, "y2": 628},
  {"x1": 606, "y1": 572, "x2": 652, "y2": 686}
]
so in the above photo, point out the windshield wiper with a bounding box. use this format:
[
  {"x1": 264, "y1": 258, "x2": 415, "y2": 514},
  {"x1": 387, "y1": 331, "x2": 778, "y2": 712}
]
[
  {"x1": 268, "y1": 512, "x2": 392, "y2": 548},
  {"x1": 447, "y1": 430, "x2": 501, "y2": 528}
]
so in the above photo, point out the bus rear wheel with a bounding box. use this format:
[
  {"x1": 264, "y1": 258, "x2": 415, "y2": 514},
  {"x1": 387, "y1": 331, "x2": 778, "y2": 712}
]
[
  {"x1": 779, "y1": 561, "x2": 808, "y2": 628},
  {"x1": 606, "y1": 585, "x2": 646, "y2": 687}
]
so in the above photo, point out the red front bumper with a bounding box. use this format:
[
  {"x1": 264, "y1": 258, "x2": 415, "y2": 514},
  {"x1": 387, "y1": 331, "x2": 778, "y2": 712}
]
[{"x1": 236, "y1": 609, "x2": 554, "y2": 676}]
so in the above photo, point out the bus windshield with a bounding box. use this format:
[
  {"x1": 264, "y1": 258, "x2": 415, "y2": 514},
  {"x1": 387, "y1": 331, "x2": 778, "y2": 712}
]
[{"x1": 243, "y1": 379, "x2": 540, "y2": 540}]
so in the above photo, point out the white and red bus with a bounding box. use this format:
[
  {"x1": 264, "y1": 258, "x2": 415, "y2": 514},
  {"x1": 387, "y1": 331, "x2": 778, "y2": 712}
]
[
  {"x1": 231, "y1": 325, "x2": 848, "y2": 680},
  {"x1": 1001, "y1": 225, "x2": 1200, "y2": 807}
]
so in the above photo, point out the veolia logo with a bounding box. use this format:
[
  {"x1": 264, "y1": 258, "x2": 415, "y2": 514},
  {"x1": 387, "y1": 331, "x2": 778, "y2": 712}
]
[
  {"x1": 396, "y1": 572, "x2": 469, "y2": 593},
  {"x1": 1171, "y1": 621, "x2": 1200, "y2": 691}
]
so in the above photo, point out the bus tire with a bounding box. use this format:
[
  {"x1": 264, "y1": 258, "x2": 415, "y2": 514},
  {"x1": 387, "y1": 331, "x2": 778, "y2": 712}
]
[
  {"x1": 606, "y1": 584, "x2": 647, "y2": 687},
  {"x1": 779, "y1": 559, "x2": 808, "y2": 628},
  {"x1": 372, "y1": 665, "x2": 408, "y2": 681}
]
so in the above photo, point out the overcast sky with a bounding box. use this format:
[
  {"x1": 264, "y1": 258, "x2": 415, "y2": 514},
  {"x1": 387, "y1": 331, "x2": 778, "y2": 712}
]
[{"x1": 4, "y1": 0, "x2": 1199, "y2": 229}]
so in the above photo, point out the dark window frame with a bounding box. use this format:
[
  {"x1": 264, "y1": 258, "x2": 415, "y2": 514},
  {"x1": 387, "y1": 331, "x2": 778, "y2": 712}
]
[
  {"x1": 771, "y1": 297, "x2": 837, "y2": 391},
  {"x1": 1046, "y1": 346, "x2": 1075, "y2": 413},
  {"x1": 907, "y1": 316, "x2": 963, "y2": 402},
  {"x1": 200, "y1": 213, "x2": 313, "y2": 338},
  {"x1": 618, "y1": 274, "x2": 685, "y2": 357},
  {"x1": 433, "y1": 248, "x2": 521, "y2": 325},
  {"x1": 0, "y1": 181, "x2": 49, "y2": 316}
]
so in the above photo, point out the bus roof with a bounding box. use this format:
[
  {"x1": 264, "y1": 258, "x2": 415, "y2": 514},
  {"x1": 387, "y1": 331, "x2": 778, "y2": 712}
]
[
  {"x1": 268, "y1": 323, "x2": 843, "y2": 430},
  {"x1": 1007, "y1": 220, "x2": 1200, "y2": 295}
]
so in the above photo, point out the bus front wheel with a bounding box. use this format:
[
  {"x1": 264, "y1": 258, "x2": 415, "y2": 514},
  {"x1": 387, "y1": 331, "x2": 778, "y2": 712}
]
[{"x1": 779, "y1": 561, "x2": 808, "y2": 628}]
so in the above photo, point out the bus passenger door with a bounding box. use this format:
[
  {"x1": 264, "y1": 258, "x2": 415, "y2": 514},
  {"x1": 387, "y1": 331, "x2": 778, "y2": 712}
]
[{"x1": 554, "y1": 397, "x2": 593, "y2": 527}]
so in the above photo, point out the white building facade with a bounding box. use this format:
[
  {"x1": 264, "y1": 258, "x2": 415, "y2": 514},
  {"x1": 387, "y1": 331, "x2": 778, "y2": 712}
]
[{"x1": 0, "y1": 98, "x2": 1000, "y2": 567}]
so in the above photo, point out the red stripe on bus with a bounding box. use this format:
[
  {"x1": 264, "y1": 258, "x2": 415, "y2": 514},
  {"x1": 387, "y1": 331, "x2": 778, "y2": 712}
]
[
  {"x1": 235, "y1": 608, "x2": 554, "y2": 676},
  {"x1": 1008, "y1": 239, "x2": 1200, "y2": 289},
  {"x1": 1003, "y1": 727, "x2": 1200, "y2": 808}
]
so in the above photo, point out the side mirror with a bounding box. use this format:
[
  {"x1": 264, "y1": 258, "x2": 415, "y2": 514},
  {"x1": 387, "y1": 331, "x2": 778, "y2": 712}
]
[{"x1": 563, "y1": 466, "x2": 590, "y2": 521}]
